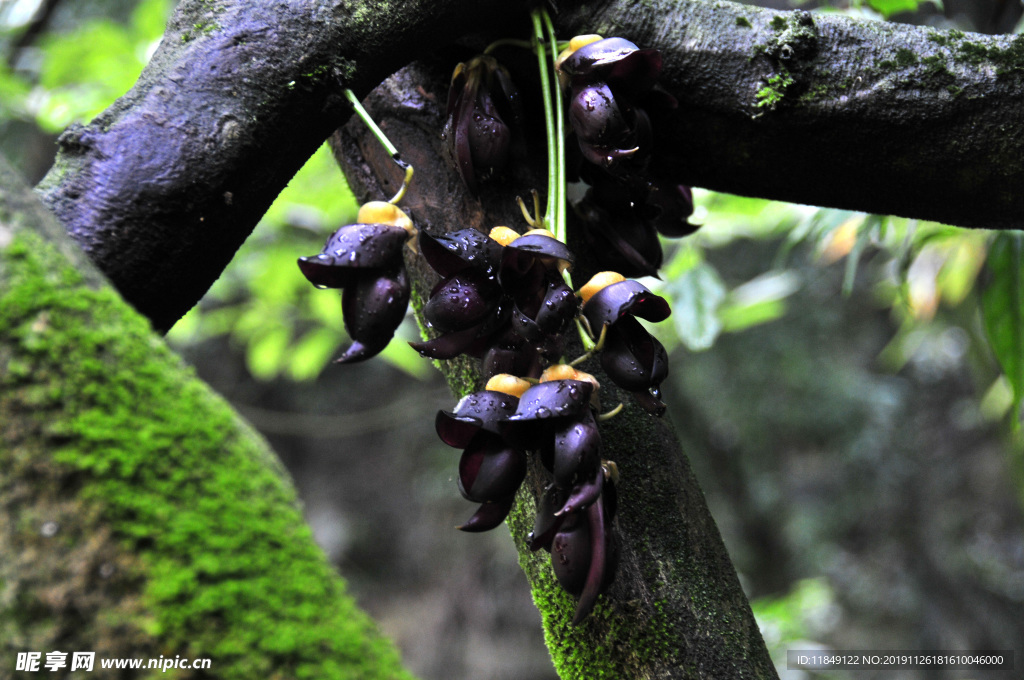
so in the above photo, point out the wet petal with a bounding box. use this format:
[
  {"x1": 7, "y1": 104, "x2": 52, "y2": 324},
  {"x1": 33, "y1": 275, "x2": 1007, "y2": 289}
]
[
  {"x1": 570, "y1": 83, "x2": 630, "y2": 146},
  {"x1": 562, "y1": 37, "x2": 661, "y2": 93},
  {"x1": 553, "y1": 412, "x2": 602, "y2": 488},
  {"x1": 424, "y1": 271, "x2": 502, "y2": 333},
  {"x1": 341, "y1": 266, "x2": 409, "y2": 345},
  {"x1": 409, "y1": 323, "x2": 484, "y2": 360},
  {"x1": 600, "y1": 316, "x2": 669, "y2": 392},
  {"x1": 572, "y1": 499, "x2": 609, "y2": 623},
  {"x1": 297, "y1": 223, "x2": 408, "y2": 287},
  {"x1": 529, "y1": 484, "x2": 568, "y2": 552},
  {"x1": 582, "y1": 279, "x2": 671, "y2": 328},
  {"x1": 501, "y1": 380, "x2": 594, "y2": 449},
  {"x1": 436, "y1": 390, "x2": 520, "y2": 447},
  {"x1": 419, "y1": 228, "x2": 504, "y2": 278},
  {"x1": 555, "y1": 465, "x2": 604, "y2": 516},
  {"x1": 551, "y1": 512, "x2": 591, "y2": 597}
]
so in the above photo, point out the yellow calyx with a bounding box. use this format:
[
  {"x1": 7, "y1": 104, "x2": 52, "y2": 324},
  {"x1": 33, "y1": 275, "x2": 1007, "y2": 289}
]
[
  {"x1": 357, "y1": 201, "x2": 415, "y2": 235},
  {"x1": 523, "y1": 227, "x2": 557, "y2": 240},
  {"x1": 539, "y1": 365, "x2": 600, "y2": 391},
  {"x1": 556, "y1": 34, "x2": 604, "y2": 74},
  {"x1": 579, "y1": 271, "x2": 626, "y2": 304},
  {"x1": 485, "y1": 374, "x2": 532, "y2": 398},
  {"x1": 489, "y1": 226, "x2": 520, "y2": 246}
]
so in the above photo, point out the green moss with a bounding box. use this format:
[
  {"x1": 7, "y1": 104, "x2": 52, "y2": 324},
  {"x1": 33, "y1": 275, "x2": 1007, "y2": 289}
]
[
  {"x1": 736, "y1": 16, "x2": 752, "y2": 28},
  {"x1": 1, "y1": 232, "x2": 413, "y2": 680},
  {"x1": 955, "y1": 34, "x2": 1024, "y2": 75},
  {"x1": 769, "y1": 15, "x2": 787, "y2": 31},
  {"x1": 505, "y1": 485, "x2": 682, "y2": 680},
  {"x1": 756, "y1": 71, "x2": 794, "y2": 109},
  {"x1": 894, "y1": 48, "x2": 919, "y2": 67}
]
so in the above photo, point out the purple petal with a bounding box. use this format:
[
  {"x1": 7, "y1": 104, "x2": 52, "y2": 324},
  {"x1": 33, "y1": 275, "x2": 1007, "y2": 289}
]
[
  {"x1": 551, "y1": 512, "x2": 591, "y2": 597},
  {"x1": 340, "y1": 266, "x2": 410, "y2": 349},
  {"x1": 529, "y1": 484, "x2": 568, "y2": 551},
  {"x1": 582, "y1": 279, "x2": 671, "y2": 328},
  {"x1": 458, "y1": 433, "x2": 526, "y2": 503},
  {"x1": 572, "y1": 499, "x2": 608, "y2": 624},
  {"x1": 419, "y1": 228, "x2": 503, "y2": 278},
  {"x1": 457, "y1": 495, "x2": 516, "y2": 532},
  {"x1": 600, "y1": 316, "x2": 670, "y2": 392},
  {"x1": 424, "y1": 271, "x2": 501, "y2": 333},
  {"x1": 297, "y1": 223, "x2": 408, "y2": 288},
  {"x1": 435, "y1": 390, "x2": 520, "y2": 447},
  {"x1": 555, "y1": 465, "x2": 604, "y2": 516},
  {"x1": 553, "y1": 412, "x2": 602, "y2": 488}
]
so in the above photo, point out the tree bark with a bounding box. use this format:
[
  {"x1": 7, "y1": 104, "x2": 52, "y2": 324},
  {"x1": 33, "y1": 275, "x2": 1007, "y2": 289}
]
[
  {"x1": 330, "y1": 59, "x2": 778, "y2": 680},
  {"x1": 0, "y1": 154, "x2": 413, "y2": 680},
  {"x1": 32, "y1": 0, "x2": 1024, "y2": 330}
]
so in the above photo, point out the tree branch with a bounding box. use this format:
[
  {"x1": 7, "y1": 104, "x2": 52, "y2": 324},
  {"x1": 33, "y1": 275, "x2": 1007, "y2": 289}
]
[
  {"x1": 32, "y1": 0, "x2": 1023, "y2": 325},
  {"x1": 556, "y1": 0, "x2": 1024, "y2": 229}
]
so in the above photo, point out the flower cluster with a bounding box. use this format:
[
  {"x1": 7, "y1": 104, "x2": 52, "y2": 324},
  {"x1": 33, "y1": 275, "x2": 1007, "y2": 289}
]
[
  {"x1": 413, "y1": 218, "x2": 671, "y2": 620},
  {"x1": 437, "y1": 367, "x2": 617, "y2": 623},
  {"x1": 560, "y1": 36, "x2": 699, "y2": 277},
  {"x1": 299, "y1": 25, "x2": 692, "y2": 624}
]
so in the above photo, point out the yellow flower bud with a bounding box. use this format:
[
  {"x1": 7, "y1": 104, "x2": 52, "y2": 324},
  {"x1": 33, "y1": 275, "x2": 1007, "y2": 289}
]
[
  {"x1": 485, "y1": 373, "x2": 532, "y2": 398},
  {"x1": 357, "y1": 201, "x2": 414, "y2": 235},
  {"x1": 489, "y1": 226, "x2": 520, "y2": 246},
  {"x1": 539, "y1": 365, "x2": 600, "y2": 392}
]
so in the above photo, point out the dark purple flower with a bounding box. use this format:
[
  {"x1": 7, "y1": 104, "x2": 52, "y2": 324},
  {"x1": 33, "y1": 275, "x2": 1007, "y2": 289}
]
[
  {"x1": 569, "y1": 82, "x2": 643, "y2": 168},
  {"x1": 336, "y1": 265, "x2": 410, "y2": 363},
  {"x1": 444, "y1": 55, "x2": 521, "y2": 192},
  {"x1": 559, "y1": 38, "x2": 663, "y2": 171},
  {"x1": 297, "y1": 221, "x2": 411, "y2": 363},
  {"x1": 411, "y1": 229, "x2": 510, "y2": 360},
  {"x1": 500, "y1": 379, "x2": 595, "y2": 450},
  {"x1": 436, "y1": 390, "x2": 527, "y2": 532},
  {"x1": 560, "y1": 37, "x2": 662, "y2": 94},
  {"x1": 582, "y1": 277, "x2": 671, "y2": 415},
  {"x1": 573, "y1": 187, "x2": 663, "y2": 278},
  {"x1": 549, "y1": 481, "x2": 619, "y2": 623}
]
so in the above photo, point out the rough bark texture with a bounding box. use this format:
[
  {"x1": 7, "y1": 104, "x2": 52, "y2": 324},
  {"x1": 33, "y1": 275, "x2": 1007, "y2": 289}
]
[
  {"x1": 0, "y1": 155, "x2": 413, "y2": 680},
  {"x1": 556, "y1": 0, "x2": 1024, "y2": 229},
  {"x1": 330, "y1": 60, "x2": 778, "y2": 680},
  {"x1": 32, "y1": 0, "x2": 1024, "y2": 330}
]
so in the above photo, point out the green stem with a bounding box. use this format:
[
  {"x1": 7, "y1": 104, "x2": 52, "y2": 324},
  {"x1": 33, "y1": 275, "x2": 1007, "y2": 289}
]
[
  {"x1": 344, "y1": 88, "x2": 412, "y2": 204},
  {"x1": 542, "y1": 9, "x2": 567, "y2": 249},
  {"x1": 531, "y1": 8, "x2": 572, "y2": 287},
  {"x1": 530, "y1": 10, "x2": 556, "y2": 232}
]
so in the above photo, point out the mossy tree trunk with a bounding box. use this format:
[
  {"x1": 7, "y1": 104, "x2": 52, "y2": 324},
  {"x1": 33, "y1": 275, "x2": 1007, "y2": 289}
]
[{"x1": 0, "y1": 155, "x2": 414, "y2": 679}]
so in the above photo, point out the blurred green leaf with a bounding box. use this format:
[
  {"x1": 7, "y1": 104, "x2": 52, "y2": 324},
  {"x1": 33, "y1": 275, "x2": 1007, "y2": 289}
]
[
  {"x1": 246, "y1": 324, "x2": 291, "y2": 380},
  {"x1": 719, "y1": 270, "x2": 800, "y2": 333},
  {"x1": 286, "y1": 327, "x2": 341, "y2": 381},
  {"x1": 668, "y1": 262, "x2": 726, "y2": 351},
  {"x1": 868, "y1": 0, "x2": 922, "y2": 17},
  {"x1": 379, "y1": 327, "x2": 433, "y2": 380},
  {"x1": 981, "y1": 232, "x2": 1024, "y2": 420}
]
